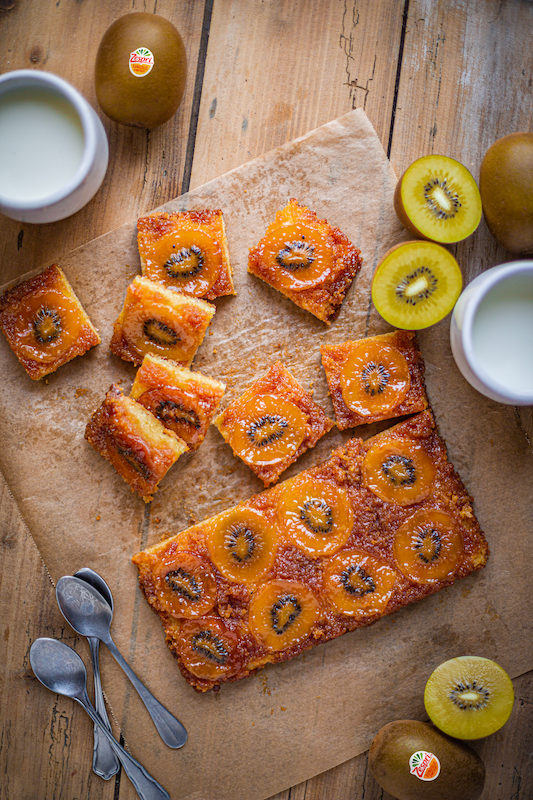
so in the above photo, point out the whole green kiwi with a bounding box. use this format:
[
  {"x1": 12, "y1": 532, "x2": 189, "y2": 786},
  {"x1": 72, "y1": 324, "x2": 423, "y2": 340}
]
[
  {"x1": 368, "y1": 720, "x2": 485, "y2": 800},
  {"x1": 95, "y1": 13, "x2": 187, "y2": 129},
  {"x1": 479, "y1": 132, "x2": 533, "y2": 254}
]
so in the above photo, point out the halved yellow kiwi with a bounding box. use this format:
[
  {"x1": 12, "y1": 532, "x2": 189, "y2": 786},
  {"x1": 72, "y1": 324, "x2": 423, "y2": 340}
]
[
  {"x1": 371, "y1": 241, "x2": 462, "y2": 329},
  {"x1": 394, "y1": 155, "x2": 482, "y2": 243},
  {"x1": 424, "y1": 656, "x2": 515, "y2": 739}
]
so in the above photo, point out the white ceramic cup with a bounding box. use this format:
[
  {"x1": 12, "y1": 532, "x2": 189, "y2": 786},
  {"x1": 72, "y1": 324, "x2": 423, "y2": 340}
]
[
  {"x1": 450, "y1": 260, "x2": 533, "y2": 405},
  {"x1": 0, "y1": 70, "x2": 108, "y2": 223}
]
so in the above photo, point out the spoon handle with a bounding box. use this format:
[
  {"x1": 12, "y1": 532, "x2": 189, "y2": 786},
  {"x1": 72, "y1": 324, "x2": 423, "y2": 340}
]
[
  {"x1": 87, "y1": 637, "x2": 120, "y2": 779},
  {"x1": 105, "y1": 638, "x2": 187, "y2": 748},
  {"x1": 78, "y1": 692, "x2": 170, "y2": 800}
]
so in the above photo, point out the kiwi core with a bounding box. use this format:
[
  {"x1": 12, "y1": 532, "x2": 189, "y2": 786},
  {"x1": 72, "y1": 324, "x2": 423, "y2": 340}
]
[{"x1": 395, "y1": 155, "x2": 482, "y2": 243}]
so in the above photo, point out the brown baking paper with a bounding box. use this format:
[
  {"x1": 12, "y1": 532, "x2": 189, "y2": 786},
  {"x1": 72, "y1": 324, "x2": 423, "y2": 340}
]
[{"x1": 1, "y1": 109, "x2": 533, "y2": 800}]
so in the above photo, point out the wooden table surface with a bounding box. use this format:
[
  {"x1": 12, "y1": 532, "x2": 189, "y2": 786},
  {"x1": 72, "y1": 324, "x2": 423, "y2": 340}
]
[{"x1": 1, "y1": 2, "x2": 532, "y2": 799}]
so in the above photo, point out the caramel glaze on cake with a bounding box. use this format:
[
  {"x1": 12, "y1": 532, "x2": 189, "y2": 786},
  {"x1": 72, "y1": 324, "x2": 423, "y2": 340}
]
[
  {"x1": 0, "y1": 264, "x2": 100, "y2": 380},
  {"x1": 131, "y1": 354, "x2": 225, "y2": 452},
  {"x1": 248, "y1": 199, "x2": 363, "y2": 324},
  {"x1": 85, "y1": 384, "x2": 187, "y2": 502},
  {"x1": 137, "y1": 210, "x2": 235, "y2": 301},
  {"x1": 214, "y1": 360, "x2": 334, "y2": 485},
  {"x1": 132, "y1": 410, "x2": 489, "y2": 692},
  {"x1": 109, "y1": 276, "x2": 215, "y2": 368},
  {"x1": 321, "y1": 330, "x2": 428, "y2": 429}
]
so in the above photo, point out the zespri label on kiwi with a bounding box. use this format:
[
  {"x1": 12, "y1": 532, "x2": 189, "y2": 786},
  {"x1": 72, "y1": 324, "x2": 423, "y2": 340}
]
[
  {"x1": 129, "y1": 47, "x2": 154, "y2": 77},
  {"x1": 409, "y1": 750, "x2": 440, "y2": 781}
]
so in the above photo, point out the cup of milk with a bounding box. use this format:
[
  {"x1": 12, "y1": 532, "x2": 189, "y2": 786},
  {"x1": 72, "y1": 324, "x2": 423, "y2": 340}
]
[
  {"x1": 450, "y1": 261, "x2": 533, "y2": 405},
  {"x1": 0, "y1": 70, "x2": 108, "y2": 223}
]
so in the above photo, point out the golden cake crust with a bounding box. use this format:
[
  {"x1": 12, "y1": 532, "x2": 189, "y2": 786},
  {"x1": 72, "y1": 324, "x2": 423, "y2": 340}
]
[
  {"x1": 131, "y1": 354, "x2": 226, "y2": 451},
  {"x1": 109, "y1": 276, "x2": 215, "y2": 367},
  {"x1": 133, "y1": 410, "x2": 489, "y2": 691},
  {"x1": 321, "y1": 330, "x2": 428, "y2": 428},
  {"x1": 248, "y1": 199, "x2": 363, "y2": 324},
  {"x1": 214, "y1": 360, "x2": 334, "y2": 485},
  {"x1": 85, "y1": 384, "x2": 187, "y2": 502},
  {"x1": 0, "y1": 264, "x2": 100, "y2": 380},
  {"x1": 137, "y1": 210, "x2": 235, "y2": 301}
]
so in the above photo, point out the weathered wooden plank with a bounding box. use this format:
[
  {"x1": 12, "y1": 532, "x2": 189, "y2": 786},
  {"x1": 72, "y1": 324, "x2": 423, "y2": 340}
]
[
  {"x1": 0, "y1": 0, "x2": 207, "y2": 286},
  {"x1": 0, "y1": 473, "x2": 117, "y2": 800},
  {"x1": 189, "y1": 0, "x2": 406, "y2": 188},
  {"x1": 389, "y1": 0, "x2": 533, "y2": 439}
]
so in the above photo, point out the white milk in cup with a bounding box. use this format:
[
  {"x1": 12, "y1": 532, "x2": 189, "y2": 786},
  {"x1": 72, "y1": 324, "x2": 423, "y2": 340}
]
[
  {"x1": 450, "y1": 261, "x2": 533, "y2": 405},
  {"x1": 0, "y1": 70, "x2": 108, "y2": 223}
]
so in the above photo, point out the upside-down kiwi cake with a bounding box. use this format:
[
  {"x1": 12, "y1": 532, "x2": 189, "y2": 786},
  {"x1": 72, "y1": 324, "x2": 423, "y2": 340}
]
[
  {"x1": 110, "y1": 276, "x2": 215, "y2": 367},
  {"x1": 85, "y1": 384, "x2": 188, "y2": 502},
  {"x1": 0, "y1": 264, "x2": 100, "y2": 380},
  {"x1": 321, "y1": 329, "x2": 429, "y2": 428},
  {"x1": 130, "y1": 354, "x2": 226, "y2": 452},
  {"x1": 137, "y1": 209, "x2": 235, "y2": 301},
  {"x1": 248, "y1": 199, "x2": 363, "y2": 323},
  {"x1": 214, "y1": 360, "x2": 334, "y2": 486},
  {"x1": 132, "y1": 410, "x2": 489, "y2": 692}
]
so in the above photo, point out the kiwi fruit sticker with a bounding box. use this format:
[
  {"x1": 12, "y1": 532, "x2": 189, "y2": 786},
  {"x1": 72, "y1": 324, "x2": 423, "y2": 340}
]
[
  {"x1": 129, "y1": 47, "x2": 154, "y2": 76},
  {"x1": 409, "y1": 750, "x2": 441, "y2": 781}
]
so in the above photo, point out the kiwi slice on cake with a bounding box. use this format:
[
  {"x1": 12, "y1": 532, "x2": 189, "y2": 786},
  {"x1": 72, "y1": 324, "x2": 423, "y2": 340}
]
[
  {"x1": 424, "y1": 656, "x2": 514, "y2": 739},
  {"x1": 372, "y1": 241, "x2": 462, "y2": 329},
  {"x1": 394, "y1": 155, "x2": 482, "y2": 243}
]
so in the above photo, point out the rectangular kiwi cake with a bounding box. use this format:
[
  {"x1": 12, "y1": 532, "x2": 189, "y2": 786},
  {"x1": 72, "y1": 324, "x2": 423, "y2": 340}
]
[{"x1": 132, "y1": 410, "x2": 489, "y2": 692}]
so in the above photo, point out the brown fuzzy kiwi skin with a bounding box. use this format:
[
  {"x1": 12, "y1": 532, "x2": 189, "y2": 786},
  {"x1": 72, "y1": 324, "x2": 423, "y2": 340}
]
[
  {"x1": 369, "y1": 719, "x2": 485, "y2": 800},
  {"x1": 479, "y1": 132, "x2": 533, "y2": 255},
  {"x1": 393, "y1": 177, "x2": 432, "y2": 241}
]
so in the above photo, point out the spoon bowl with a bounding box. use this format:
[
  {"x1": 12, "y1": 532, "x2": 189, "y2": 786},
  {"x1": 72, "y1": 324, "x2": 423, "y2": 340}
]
[
  {"x1": 30, "y1": 636, "x2": 87, "y2": 698},
  {"x1": 30, "y1": 637, "x2": 170, "y2": 800},
  {"x1": 74, "y1": 567, "x2": 114, "y2": 611},
  {"x1": 56, "y1": 575, "x2": 187, "y2": 748},
  {"x1": 57, "y1": 576, "x2": 113, "y2": 642}
]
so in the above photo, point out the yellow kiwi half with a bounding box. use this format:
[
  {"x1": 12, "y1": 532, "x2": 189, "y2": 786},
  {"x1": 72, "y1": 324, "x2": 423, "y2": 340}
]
[
  {"x1": 371, "y1": 241, "x2": 462, "y2": 329},
  {"x1": 424, "y1": 656, "x2": 515, "y2": 739},
  {"x1": 395, "y1": 155, "x2": 482, "y2": 243}
]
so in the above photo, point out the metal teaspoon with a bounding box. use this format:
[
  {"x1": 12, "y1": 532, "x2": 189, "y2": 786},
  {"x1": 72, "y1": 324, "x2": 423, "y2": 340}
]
[
  {"x1": 29, "y1": 638, "x2": 170, "y2": 800},
  {"x1": 73, "y1": 568, "x2": 120, "y2": 779},
  {"x1": 56, "y1": 575, "x2": 187, "y2": 748}
]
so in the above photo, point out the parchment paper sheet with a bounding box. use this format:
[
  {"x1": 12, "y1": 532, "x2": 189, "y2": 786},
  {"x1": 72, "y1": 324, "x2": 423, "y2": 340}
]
[{"x1": 1, "y1": 109, "x2": 533, "y2": 800}]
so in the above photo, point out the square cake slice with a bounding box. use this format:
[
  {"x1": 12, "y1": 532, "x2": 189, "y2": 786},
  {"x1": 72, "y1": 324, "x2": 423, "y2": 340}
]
[
  {"x1": 109, "y1": 276, "x2": 215, "y2": 367},
  {"x1": 85, "y1": 384, "x2": 187, "y2": 502},
  {"x1": 132, "y1": 410, "x2": 489, "y2": 692},
  {"x1": 214, "y1": 360, "x2": 334, "y2": 485},
  {"x1": 137, "y1": 209, "x2": 235, "y2": 300},
  {"x1": 321, "y1": 329, "x2": 428, "y2": 428},
  {"x1": 0, "y1": 263, "x2": 100, "y2": 380},
  {"x1": 131, "y1": 354, "x2": 226, "y2": 451},
  {"x1": 248, "y1": 198, "x2": 363, "y2": 323}
]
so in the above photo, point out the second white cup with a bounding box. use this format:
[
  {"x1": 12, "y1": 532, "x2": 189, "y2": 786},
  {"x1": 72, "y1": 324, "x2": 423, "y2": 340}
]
[{"x1": 450, "y1": 260, "x2": 533, "y2": 405}]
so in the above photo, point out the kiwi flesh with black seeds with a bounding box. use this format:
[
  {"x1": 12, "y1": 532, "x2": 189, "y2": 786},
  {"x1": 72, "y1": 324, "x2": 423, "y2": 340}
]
[
  {"x1": 424, "y1": 655, "x2": 514, "y2": 739},
  {"x1": 247, "y1": 414, "x2": 289, "y2": 447},
  {"x1": 155, "y1": 400, "x2": 201, "y2": 430},
  {"x1": 479, "y1": 132, "x2": 533, "y2": 254},
  {"x1": 32, "y1": 307, "x2": 62, "y2": 343},
  {"x1": 165, "y1": 568, "x2": 202, "y2": 601},
  {"x1": 165, "y1": 246, "x2": 204, "y2": 279},
  {"x1": 143, "y1": 318, "x2": 179, "y2": 346},
  {"x1": 371, "y1": 241, "x2": 462, "y2": 329},
  {"x1": 395, "y1": 155, "x2": 482, "y2": 244},
  {"x1": 191, "y1": 630, "x2": 229, "y2": 664}
]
